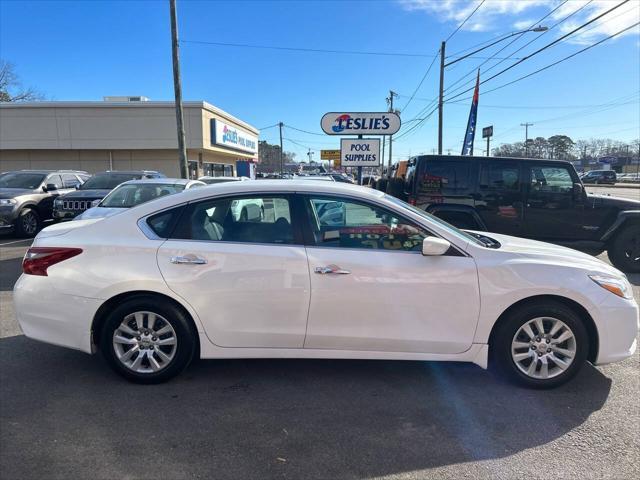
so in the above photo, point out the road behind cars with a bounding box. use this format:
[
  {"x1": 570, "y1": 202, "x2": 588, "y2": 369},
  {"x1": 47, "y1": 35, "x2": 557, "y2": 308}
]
[{"x1": 0, "y1": 235, "x2": 638, "y2": 479}]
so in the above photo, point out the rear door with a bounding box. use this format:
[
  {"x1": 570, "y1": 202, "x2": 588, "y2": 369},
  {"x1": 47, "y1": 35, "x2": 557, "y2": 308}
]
[
  {"x1": 156, "y1": 193, "x2": 311, "y2": 348},
  {"x1": 523, "y1": 162, "x2": 584, "y2": 241},
  {"x1": 475, "y1": 159, "x2": 525, "y2": 237}
]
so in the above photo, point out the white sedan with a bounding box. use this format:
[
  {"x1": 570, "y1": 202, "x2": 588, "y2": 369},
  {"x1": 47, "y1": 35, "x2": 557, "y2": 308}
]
[{"x1": 14, "y1": 181, "x2": 638, "y2": 387}]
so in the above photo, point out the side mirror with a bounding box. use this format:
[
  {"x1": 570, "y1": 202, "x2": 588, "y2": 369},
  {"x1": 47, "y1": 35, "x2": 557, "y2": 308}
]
[
  {"x1": 573, "y1": 183, "x2": 584, "y2": 201},
  {"x1": 44, "y1": 183, "x2": 58, "y2": 192},
  {"x1": 422, "y1": 237, "x2": 451, "y2": 256}
]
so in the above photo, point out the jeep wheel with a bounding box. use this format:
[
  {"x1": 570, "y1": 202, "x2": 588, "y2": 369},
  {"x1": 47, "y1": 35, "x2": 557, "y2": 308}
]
[
  {"x1": 608, "y1": 226, "x2": 640, "y2": 273},
  {"x1": 15, "y1": 208, "x2": 40, "y2": 237}
]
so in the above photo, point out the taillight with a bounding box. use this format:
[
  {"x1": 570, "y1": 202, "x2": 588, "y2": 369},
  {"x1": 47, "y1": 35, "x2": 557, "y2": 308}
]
[
  {"x1": 22, "y1": 247, "x2": 82, "y2": 276},
  {"x1": 408, "y1": 198, "x2": 417, "y2": 206}
]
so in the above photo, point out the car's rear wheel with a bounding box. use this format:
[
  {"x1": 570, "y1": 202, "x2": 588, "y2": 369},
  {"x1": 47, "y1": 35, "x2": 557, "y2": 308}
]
[
  {"x1": 608, "y1": 226, "x2": 640, "y2": 273},
  {"x1": 15, "y1": 208, "x2": 40, "y2": 237},
  {"x1": 100, "y1": 297, "x2": 197, "y2": 383},
  {"x1": 492, "y1": 301, "x2": 588, "y2": 388}
]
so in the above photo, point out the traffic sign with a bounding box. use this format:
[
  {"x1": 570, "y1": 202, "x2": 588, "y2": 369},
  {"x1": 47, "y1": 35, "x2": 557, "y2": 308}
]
[
  {"x1": 320, "y1": 149, "x2": 340, "y2": 160},
  {"x1": 340, "y1": 138, "x2": 380, "y2": 167},
  {"x1": 321, "y1": 112, "x2": 401, "y2": 135}
]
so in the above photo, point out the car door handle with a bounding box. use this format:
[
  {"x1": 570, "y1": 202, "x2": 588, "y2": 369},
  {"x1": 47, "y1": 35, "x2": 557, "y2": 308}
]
[
  {"x1": 170, "y1": 255, "x2": 207, "y2": 265},
  {"x1": 314, "y1": 265, "x2": 350, "y2": 275}
]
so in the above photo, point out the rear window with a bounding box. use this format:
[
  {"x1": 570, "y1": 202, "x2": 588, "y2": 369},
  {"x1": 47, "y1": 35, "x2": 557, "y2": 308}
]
[
  {"x1": 81, "y1": 174, "x2": 142, "y2": 190},
  {"x1": 146, "y1": 206, "x2": 185, "y2": 238},
  {"x1": 417, "y1": 159, "x2": 471, "y2": 195}
]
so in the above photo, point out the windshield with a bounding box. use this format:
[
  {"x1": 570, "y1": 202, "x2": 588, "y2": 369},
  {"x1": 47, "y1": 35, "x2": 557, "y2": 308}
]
[
  {"x1": 383, "y1": 194, "x2": 486, "y2": 247},
  {"x1": 81, "y1": 174, "x2": 141, "y2": 190},
  {"x1": 0, "y1": 172, "x2": 46, "y2": 189},
  {"x1": 100, "y1": 183, "x2": 185, "y2": 208}
]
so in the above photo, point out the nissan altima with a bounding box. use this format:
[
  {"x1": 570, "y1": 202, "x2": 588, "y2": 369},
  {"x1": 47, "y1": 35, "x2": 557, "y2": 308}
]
[{"x1": 14, "y1": 181, "x2": 638, "y2": 387}]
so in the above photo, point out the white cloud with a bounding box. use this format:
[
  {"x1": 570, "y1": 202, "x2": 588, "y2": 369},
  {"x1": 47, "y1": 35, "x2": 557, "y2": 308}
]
[{"x1": 399, "y1": 0, "x2": 640, "y2": 44}]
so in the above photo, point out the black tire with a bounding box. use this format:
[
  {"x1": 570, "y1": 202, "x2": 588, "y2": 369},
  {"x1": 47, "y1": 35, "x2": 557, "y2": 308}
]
[
  {"x1": 491, "y1": 300, "x2": 588, "y2": 389},
  {"x1": 14, "y1": 208, "x2": 41, "y2": 237},
  {"x1": 608, "y1": 225, "x2": 640, "y2": 273},
  {"x1": 100, "y1": 296, "x2": 197, "y2": 384}
]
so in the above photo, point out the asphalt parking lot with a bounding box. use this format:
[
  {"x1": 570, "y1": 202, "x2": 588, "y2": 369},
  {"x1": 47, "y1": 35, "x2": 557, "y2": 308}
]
[{"x1": 0, "y1": 233, "x2": 639, "y2": 480}]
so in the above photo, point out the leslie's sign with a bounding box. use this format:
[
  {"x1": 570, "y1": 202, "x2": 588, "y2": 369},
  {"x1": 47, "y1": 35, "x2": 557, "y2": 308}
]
[{"x1": 321, "y1": 112, "x2": 401, "y2": 135}]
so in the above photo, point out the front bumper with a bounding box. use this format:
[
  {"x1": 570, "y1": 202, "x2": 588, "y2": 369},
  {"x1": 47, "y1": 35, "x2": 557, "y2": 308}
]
[
  {"x1": 593, "y1": 295, "x2": 639, "y2": 365},
  {"x1": 0, "y1": 207, "x2": 18, "y2": 229},
  {"x1": 13, "y1": 274, "x2": 101, "y2": 354},
  {"x1": 52, "y1": 208, "x2": 81, "y2": 220}
]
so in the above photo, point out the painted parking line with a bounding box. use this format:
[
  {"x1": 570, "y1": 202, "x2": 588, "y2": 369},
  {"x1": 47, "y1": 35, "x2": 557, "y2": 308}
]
[{"x1": 0, "y1": 238, "x2": 34, "y2": 247}]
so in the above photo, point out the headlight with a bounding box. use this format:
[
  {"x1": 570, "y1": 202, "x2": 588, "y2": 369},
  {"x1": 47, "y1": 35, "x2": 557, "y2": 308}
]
[
  {"x1": 0, "y1": 198, "x2": 17, "y2": 206},
  {"x1": 54, "y1": 198, "x2": 63, "y2": 206},
  {"x1": 589, "y1": 274, "x2": 633, "y2": 299}
]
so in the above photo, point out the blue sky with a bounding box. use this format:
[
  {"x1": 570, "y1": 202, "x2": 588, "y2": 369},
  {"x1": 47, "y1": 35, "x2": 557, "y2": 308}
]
[{"x1": 1, "y1": 0, "x2": 638, "y2": 162}]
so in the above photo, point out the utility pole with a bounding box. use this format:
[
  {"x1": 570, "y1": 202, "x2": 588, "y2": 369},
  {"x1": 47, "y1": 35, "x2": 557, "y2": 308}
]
[
  {"x1": 438, "y1": 41, "x2": 445, "y2": 155},
  {"x1": 307, "y1": 148, "x2": 314, "y2": 164},
  {"x1": 278, "y1": 122, "x2": 284, "y2": 176},
  {"x1": 486, "y1": 135, "x2": 490, "y2": 157},
  {"x1": 169, "y1": 0, "x2": 188, "y2": 179},
  {"x1": 387, "y1": 90, "x2": 397, "y2": 178},
  {"x1": 521, "y1": 122, "x2": 533, "y2": 157}
]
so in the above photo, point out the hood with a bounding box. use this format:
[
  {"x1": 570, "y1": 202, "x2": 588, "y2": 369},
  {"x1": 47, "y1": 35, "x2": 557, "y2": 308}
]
[
  {"x1": 75, "y1": 206, "x2": 125, "y2": 220},
  {"x1": 475, "y1": 231, "x2": 623, "y2": 277},
  {"x1": 585, "y1": 193, "x2": 640, "y2": 210},
  {"x1": 61, "y1": 189, "x2": 111, "y2": 200},
  {"x1": 0, "y1": 188, "x2": 37, "y2": 199}
]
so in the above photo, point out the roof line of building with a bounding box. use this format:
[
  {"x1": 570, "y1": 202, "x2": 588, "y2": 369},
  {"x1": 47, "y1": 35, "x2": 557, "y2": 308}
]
[{"x1": 0, "y1": 100, "x2": 259, "y2": 135}]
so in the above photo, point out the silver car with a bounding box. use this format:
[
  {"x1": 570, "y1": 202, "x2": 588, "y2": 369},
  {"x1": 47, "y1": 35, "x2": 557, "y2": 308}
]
[{"x1": 76, "y1": 178, "x2": 205, "y2": 220}]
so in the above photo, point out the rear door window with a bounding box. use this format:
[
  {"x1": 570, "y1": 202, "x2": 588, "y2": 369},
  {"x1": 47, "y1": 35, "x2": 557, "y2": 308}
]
[
  {"x1": 418, "y1": 159, "x2": 471, "y2": 195},
  {"x1": 479, "y1": 161, "x2": 520, "y2": 191}
]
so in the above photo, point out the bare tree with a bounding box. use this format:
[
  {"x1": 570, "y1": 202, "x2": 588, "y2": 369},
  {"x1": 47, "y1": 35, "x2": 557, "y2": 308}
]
[{"x1": 0, "y1": 60, "x2": 45, "y2": 102}]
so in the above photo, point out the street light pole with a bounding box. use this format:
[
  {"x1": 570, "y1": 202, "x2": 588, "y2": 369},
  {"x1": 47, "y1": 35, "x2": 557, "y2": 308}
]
[
  {"x1": 521, "y1": 122, "x2": 533, "y2": 157},
  {"x1": 169, "y1": 0, "x2": 189, "y2": 179},
  {"x1": 437, "y1": 26, "x2": 547, "y2": 158},
  {"x1": 279, "y1": 122, "x2": 284, "y2": 176},
  {"x1": 438, "y1": 41, "x2": 445, "y2": 155}
]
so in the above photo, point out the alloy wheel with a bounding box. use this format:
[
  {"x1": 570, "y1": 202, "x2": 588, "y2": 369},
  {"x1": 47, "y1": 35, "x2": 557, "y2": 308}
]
[
  {"x1": 112, "y1": 311, "x2": 178, "y2": 374},
  {"x1": 22, "y1": 212, "x2": 38, "y2": 235},
  {"x1": 511, "y1": 317, "x2": 577, "y2": 380}
]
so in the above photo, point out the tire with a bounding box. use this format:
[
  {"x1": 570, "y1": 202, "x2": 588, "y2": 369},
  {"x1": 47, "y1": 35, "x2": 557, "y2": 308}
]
[
  {"x1": 608, "y1": 225, "x2": 640, "y2": 273},
  {"x1": 14, "y1": 208, "x2": 40, "y2": 237},
  {"x1": 100, "y1": 296, "x2": 197, "y2": 384},
  {"x1": 491, "y1": 300, "x2": 588, "y2": 389}
]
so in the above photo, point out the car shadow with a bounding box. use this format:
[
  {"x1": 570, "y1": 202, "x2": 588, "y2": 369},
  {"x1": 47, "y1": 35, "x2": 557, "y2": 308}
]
[
  {"x1": 0, "y1": 256, "x2": 23, "y2": 292},
  {"x1": 0, "y1": 335, "x2": 612, "y2": 480}
]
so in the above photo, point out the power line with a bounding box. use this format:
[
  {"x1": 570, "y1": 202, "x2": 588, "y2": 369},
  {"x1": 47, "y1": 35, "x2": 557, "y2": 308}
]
[
  {"x1": 443, "y1": 0, "x2": 576, "y2": 98},
  {"x1": 446, "y1": 0, "x2": 486, "y2": 42},
  {"x1": 400, "y1": 50, "x2": 439, "y2": 112},
  {"x1": 444, "y1": 0, "x2": 631, "y2": 103},
  {"x1": 284, "y1": 124, "x2": 327, "y2": 137},
  {"x1": 258, "y1": 123, "x2": 279, "y2": 131},
  {"x1": 480, "y1": 22, "x2": 640, "y2": 97}
]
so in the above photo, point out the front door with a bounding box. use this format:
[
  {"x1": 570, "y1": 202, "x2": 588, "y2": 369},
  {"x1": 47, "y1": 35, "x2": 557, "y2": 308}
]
[
  {"x1": 301, "y1": 195, "x2": 480, "y2": 355},
  {"x1": 156, "y1": 194, "x2": 310, "y2": 348},
  {"x1": 524, "y1": 162, "x2": 584, "y2": 241}
]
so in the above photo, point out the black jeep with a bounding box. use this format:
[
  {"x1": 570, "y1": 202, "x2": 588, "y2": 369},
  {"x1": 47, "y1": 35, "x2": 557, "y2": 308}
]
[{"x1": 402, "y1": 155, "x2": 640, "y2": 273}]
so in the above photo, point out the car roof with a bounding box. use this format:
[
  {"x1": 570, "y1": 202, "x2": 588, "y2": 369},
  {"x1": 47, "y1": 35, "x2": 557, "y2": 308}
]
[
  {"x1": 410, "y1": 154, "x2": 572, "y2": 164},
  {"x1": 117, "y1": 178, "x2": 195, "y2": 186},
  {"x1": 3, "y1": 169, "x2": 88, "y2": 174},
  {"x1": 96, "y1": 170, "x2": 161, "y2": 175}
]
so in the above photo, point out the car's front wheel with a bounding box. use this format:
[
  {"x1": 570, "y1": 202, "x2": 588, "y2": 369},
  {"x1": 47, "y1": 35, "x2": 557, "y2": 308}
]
[
  {"x1": 492, "y1": 301, "x2": 588, "y2": 388},
  {"x1": 15, "y1": 208, "x2": 40, "y2": 237},
  {"x1": 100, "y1": 296, "x2": 197, "y2": 383}
]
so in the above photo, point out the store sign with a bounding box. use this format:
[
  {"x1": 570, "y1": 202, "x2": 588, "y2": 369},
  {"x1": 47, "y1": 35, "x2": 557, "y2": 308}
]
[
  {"x1": 321, "y1": 112, "x2": 401, "y2": 135},
  {"x1": 482, "y1": 126, "x2": 493, "y2": 138},
  {"x1": 211, "y1": 119, "x2": 258, "y2": 154},
  {"x1": 320, "y1": 149, "x2": 341, "y2": 160},
  {"x1": 340, "y1": 138, "x2": 380, "y2": 167}
]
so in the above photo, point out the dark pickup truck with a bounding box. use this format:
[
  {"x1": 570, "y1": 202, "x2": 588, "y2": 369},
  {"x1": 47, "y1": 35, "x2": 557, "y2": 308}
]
[{"x1": 399, "y1": 155, "x2": 639, "y2": 273}]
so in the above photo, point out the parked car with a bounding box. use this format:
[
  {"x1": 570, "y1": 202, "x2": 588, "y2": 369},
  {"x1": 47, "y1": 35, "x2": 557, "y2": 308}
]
[
  {"x1": 15, "y1": 181, "x2": 638, "y2": 387},
  {"x1": 53, "y1": 170, "x2": 165, "y2": 220},
  {"x1": 323, "y1": 173, "x2": 356, "y2": 184},
  {"x1": 581, "y1": 170, "x2": 617, "y2": 184},
  {"x1": 198, "y1": 176, "x2": 246, "y2": 185},
  {"x1": 76, "y1": 178, "x2": 205, "y2": 220},
  {"x1": 0, "y1": 169, "x2": 89, "y2": 236},
  {"x1": 402, "y1": 155, "x2": 640, "y2": 272}
]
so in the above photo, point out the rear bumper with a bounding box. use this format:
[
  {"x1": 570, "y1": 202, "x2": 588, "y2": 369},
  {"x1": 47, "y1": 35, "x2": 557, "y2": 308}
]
[
  {"x1": 13, "y1": 274, "x2": 101, "y2": 354},
  {"x1": 593, "y1": 296, "x2": 639, "y2": 365}
]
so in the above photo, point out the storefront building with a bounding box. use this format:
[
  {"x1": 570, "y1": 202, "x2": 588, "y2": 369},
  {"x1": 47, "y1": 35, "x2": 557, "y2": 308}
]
[{"x1": 0, "y1": 98, "x2": 259, "y2": 178}]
